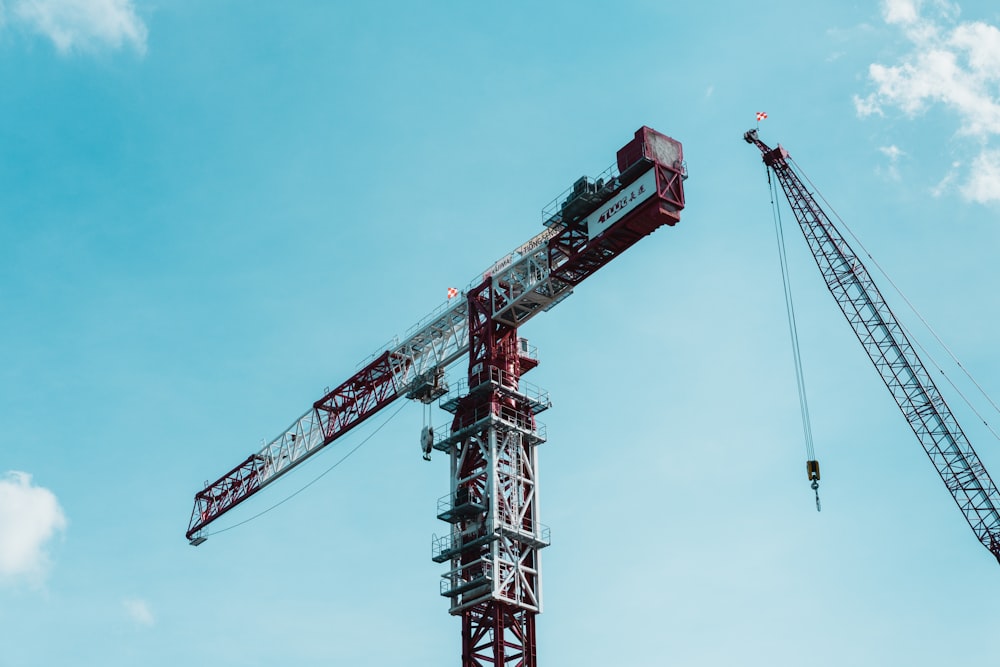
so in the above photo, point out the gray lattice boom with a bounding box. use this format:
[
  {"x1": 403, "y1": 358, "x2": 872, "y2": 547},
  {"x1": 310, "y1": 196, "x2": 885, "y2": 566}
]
[{"x1": 746, "y1": 129, "x2": 1000, "y2": 564}]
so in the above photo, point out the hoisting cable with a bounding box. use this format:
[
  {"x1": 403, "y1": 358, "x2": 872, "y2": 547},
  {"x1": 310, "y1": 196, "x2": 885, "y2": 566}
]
[
  {"x1": 767, "y1": 167, "x2": 822, "y2": 511},
  {"x1": 790, "y1": 156, "x2": 1000, "y2": 443},
  {"x1": 204, "y1": 399, "x2": 410, "y2": 538}
]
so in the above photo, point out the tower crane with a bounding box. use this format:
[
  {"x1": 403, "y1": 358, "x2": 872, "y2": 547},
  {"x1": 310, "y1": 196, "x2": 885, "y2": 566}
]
[
  {"x1": 186, "y1": 126, "x2": 688, "y2": 665},
  {"x1": 745, "y1": 128, "x2": 1000, "y2": 564}
]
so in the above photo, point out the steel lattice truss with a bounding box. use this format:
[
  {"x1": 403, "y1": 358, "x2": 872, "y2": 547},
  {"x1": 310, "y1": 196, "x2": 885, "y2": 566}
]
[
  {"x1": 434, "y1": 396, "x2": 548, "y2": 610},
  {"x1": 186, "y1": 125, "x2": 687, "y2": 663},
  {"x1": 187, "y1": 150, "x2": 684, "y2": 541},
  {"x1": 187, "y1": 229, "x2": 556, "y2": 540},
  {"x1": 429, "y1": 279, "x2": 547, "y2": 666},
  {"x1": 746, "y1": 129, "x2": 1000, "y2": 563},
  {"x1": 462, "y1": 604, "x2": 536, "y2": 667}
]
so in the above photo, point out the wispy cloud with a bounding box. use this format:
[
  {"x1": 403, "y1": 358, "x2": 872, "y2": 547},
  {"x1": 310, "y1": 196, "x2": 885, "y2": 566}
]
[
  {"x1": 854, "y1": 0, "x2": 1000, "y2": 202},
  {"x1": 0, "y1": 471, "x2": 67, "y2": 586},
  {"x1": 5, "y1": 0, "x2": 147, "y2": 55},
  {"x1": 880, "y1": 144, "x2": 905, "y2": 161},
  {"x1": 961, "y1": 148, "x2": 1000, "y2": 201},
  {"x1": 123, "y1": 597, "x2": 155, "y2": 627},
  {"x1": 882, "y1": 0, "x2": 921, "y2": 25},
  {"x1": 878, "y1": 144, "x2": 906, "y2": 180},
  {"x1": 931, "y1": 160, "x2": 962, "y2": 196}
]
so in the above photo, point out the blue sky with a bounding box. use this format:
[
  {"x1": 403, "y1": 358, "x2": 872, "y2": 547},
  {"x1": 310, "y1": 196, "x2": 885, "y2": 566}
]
[{"x1": 2, "y1": 0, "x2": 1000, "y2": 664}]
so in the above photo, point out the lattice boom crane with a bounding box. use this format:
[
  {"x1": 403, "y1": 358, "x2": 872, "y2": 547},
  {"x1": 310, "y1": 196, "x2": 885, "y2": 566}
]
[
  {"x1": 745, "y1": 128, "x2": 1000, "y2": 564},
  {"x1": 186, "y1": 127, "x2": 687, "y2": 666}
]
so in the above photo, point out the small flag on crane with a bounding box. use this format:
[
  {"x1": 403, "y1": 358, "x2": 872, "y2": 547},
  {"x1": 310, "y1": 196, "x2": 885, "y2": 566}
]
[
  {"x1": 756, "y1": 111, "x2": 768, "y2": 122},
  {"x1": 447, "y1": 287, "x2": 459, "y2": 300}
]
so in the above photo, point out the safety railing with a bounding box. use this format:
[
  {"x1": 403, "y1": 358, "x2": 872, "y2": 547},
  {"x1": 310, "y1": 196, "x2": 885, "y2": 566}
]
[
  {"x1": 439, "y1": 366, "x2": 551, "y2": 414},
  {"x1": 439, "y1": 558, "x2": 493, "y2": 597},
  {"x1": 540, "y1": 161, "x2": 620, "y2": 228},
  {"x1": 431, "y1": 519, "x2": 551, "y2": 563}
]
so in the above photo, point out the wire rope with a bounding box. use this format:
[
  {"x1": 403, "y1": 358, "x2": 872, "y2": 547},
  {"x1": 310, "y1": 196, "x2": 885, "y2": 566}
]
[
  {"x1": 767, "y1": 166, "x2": 821, "y2": 510},
  {"x1": 204, "y1": 399, "x2": 411, "y2": 538}
]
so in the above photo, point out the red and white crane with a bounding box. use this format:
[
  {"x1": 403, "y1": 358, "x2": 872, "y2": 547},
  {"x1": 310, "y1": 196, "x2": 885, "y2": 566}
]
[
  {"x1": 745, "y1": 128, "x2": 1000, "y2": 563},
  {"x1": 186, "y1": 126, "x2": 688, "y2": 666}
]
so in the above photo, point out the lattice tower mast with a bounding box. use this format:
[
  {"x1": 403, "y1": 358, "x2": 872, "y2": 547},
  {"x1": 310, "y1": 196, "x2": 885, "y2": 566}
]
[{"x1": 432, "y1": 279, "x2": 548, "y2": 665}]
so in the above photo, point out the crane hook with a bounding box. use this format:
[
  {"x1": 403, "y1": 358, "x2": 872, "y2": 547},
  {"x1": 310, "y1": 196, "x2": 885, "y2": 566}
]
[
  {"x1": 420, "y1": 424, "x2": 433, "y2": 461},
  {"x1": 807, "y1": 460, "x2": 821, "y2": 512}
]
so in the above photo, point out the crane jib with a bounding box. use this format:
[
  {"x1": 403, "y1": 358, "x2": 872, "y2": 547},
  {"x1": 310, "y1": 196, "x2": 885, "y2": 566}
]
[
  {"x1": 186, "y1": 126, "x2": 687, "y2": 543},
  {"x1": 746, "y1": 128, "x2": 1000, "y2": 565}
]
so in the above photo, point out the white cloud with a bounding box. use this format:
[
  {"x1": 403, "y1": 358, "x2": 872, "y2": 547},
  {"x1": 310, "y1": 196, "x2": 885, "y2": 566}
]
[
  {"x1": 853, "y1": 93, "x2": 884, "y2": 117},
  {"x1": 0, "y1": 471, "x2": 67, "y2": 585},
  {"x1": 123, "y1": 597, "x2": 155, "y2": 627},
  {"x1": 877, "y1": 144, "x2": 906, "y2": 180},
  {"x1": 880, "y1": 144, "x2": 905, "y2": 161},
  {"x1": 9, "y1": 0, "x2": 147, "y2": 55},
  {"x1": 931, "y1": 161, "x2": 962, "y2": 196},
  {"x1": 883, "y1": 0, "x2": 920, "y2": 25},
  {"x1": 960, "y1": 149, "x2": 1000, "y2": 202},
  {"x1": 856, "y1": 1, "x2": 1000, "y2": 202}
]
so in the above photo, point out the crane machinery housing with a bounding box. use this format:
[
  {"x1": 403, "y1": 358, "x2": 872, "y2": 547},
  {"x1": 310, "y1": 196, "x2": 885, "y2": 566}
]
[
  {"x1": 745, "y1": 128, "x2": 1000, "y2": 564},
  {"x1": 187, "y1": 126, "x2": 688, "y2": 666}
]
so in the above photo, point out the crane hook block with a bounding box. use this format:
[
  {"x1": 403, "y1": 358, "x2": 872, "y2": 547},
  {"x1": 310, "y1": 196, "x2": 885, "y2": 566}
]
[
  {"x1": 420, "y1": 425, "x2": 434, "y2": 461},
  {"x1": 807, "y1": 460, "x2": 822, "y2": 512}
]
